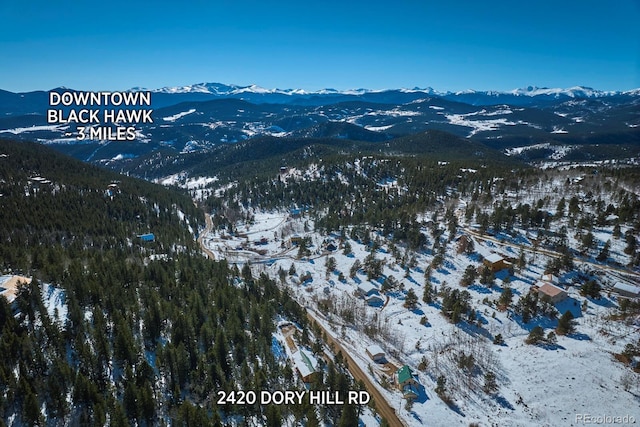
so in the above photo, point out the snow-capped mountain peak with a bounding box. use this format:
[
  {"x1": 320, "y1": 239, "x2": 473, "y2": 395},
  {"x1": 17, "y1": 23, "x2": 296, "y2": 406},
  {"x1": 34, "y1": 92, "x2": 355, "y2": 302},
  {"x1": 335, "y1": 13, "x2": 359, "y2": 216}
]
[{"x1": 509, "y1": 85, "x2": 613, "y2": 98}]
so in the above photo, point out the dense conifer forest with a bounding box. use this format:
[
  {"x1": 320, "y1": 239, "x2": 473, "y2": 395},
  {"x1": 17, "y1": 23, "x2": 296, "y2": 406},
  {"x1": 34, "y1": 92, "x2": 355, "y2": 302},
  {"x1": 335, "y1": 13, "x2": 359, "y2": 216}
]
[{"x1": 0, "y1": 139, "x2": 365, "y2": 426}]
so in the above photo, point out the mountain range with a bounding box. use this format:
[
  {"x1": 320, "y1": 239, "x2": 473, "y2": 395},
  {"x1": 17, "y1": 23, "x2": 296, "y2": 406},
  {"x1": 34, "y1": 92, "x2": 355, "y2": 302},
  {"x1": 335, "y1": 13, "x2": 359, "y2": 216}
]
[{"x1": 0, "y1": 83, "x2": 638, "y2": 174}]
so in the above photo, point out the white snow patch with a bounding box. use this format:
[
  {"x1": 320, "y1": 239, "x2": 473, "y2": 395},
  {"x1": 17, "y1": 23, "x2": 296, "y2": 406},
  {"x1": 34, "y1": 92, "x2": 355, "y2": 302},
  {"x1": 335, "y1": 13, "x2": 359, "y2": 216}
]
[
  {"x1": 446, "y1": 113, "x2": 516, "y2": 137},
  {"x1": 0, "y1": 124, "x2": 67, "y2": 134},
  {"x1": 364, "y1": 124, "x2": 394, "y2": 132},
  {"x1": 162, "y1": 109, "x2": 196, "y2": 122},
  {"x1": 551, "y1": 126, "x2": 569, "y2": 134},
  {"x1": 41, "y1": 283, "x2": 68, "y2": 325}
]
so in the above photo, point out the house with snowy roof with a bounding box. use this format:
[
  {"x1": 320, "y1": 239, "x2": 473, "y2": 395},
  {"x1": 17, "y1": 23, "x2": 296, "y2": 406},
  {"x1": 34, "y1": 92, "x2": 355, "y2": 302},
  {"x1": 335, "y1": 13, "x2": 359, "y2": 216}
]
[
  {"x1": 365, "y1": 344, "x2": 385, "y2": 363},
  {"x1": 612, "y1": 282, "x2": 640, "y2": 300},
  {"x1": 356, "y1": 282, "x2": 384, "y2": 306},
  {"x1": 357, "y1": 281, "x2": 378, "y2": 298},
  {"x1": 292, "y1": 348, "x2": 319, "y2": 383},
  {"x1": 483, "y1": 253, "x2": 508, "y2": 272},
  {"x1": 365, "y1": 294, "x2": 384, "y2": 306}
]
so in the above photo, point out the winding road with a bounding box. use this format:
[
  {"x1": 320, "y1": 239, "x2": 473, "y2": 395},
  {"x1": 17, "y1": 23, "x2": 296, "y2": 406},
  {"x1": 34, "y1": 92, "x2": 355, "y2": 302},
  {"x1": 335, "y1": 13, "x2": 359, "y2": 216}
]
[
  {"x1": 199, "y1": 213, "x2": 406, "y2": 426},
  {"x1": 307, "y1": 311, "x2": 406, "y2": 427},
  {"x1": 198, "y1": 213, "x2": 216, "y2": 260}
]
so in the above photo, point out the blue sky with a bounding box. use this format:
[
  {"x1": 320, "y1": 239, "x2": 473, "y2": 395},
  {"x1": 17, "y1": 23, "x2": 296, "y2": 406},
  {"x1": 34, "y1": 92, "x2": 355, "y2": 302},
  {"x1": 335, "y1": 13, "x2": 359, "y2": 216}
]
[{"x1": 1, "y1": 1, "x2": 638, "y2": 92}]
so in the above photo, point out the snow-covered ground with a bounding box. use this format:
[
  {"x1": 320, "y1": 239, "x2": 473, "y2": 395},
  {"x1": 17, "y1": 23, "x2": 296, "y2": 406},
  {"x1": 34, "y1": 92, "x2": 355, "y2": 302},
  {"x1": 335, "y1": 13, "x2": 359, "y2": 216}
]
[{"x1": 202, "y1": 202, "x2": 640, "y2": 426}]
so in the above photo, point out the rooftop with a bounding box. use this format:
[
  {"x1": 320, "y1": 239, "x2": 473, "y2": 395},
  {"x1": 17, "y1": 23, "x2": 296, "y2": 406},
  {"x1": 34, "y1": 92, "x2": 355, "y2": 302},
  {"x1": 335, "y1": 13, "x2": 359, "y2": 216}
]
[
  {"x1": 397, "y1": 365, "x2": 414, "y2": 384},
  {"x1": 358, "y1": 281, "x2": 378, "y2": 295},
  {"x1": 537, "y1": 283, "x2": 566, "y2": 298},
  {"x1": 366, "y1": 344, "x2": 384, "y2": 356},
  {"x1": 0, "y1": 275, "x2": 32, "y2": 303},
  {"x1": 292, "y1": 349, "x2": 318, "y2": 378},
  {"x1": 485, "y1": 253, "x2": 504, "y2": 264},
  {"x1": 613, "y1": 282, "x2": 640, "y2": 296}
]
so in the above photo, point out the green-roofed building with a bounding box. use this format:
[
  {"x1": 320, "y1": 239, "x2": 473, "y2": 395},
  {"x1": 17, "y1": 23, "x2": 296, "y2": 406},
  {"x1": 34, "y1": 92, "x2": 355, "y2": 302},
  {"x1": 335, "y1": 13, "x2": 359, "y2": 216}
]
[{"x1": 397, "y1": 365, "x2": 419, "y2": 400}]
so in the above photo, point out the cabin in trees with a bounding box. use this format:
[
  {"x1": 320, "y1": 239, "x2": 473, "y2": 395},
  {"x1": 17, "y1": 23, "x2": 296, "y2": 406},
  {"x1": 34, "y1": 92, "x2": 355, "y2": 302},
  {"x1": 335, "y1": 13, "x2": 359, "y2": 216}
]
[
  {"x1": 365, "y1": 344, "x2": 386, "y2": 363},
  {"x1": 535, "y1": 282, "x2": 568, "y2": 304},
  {"x1": 289, "y1": 234, "x2": 303, "y2": 247},
  {"x1": 483, "y1": 253, "x2": 508, "y2": 272},
  {"x1": 356, "y1": 282, "x2": 384, "y2": 306},
  {"x1": 325, "y1": 241, "x2": 337, "y2": 252},
  {"x1": 397, "y1": 365, "x2": 419, "y2": 400},
  {"x1": 357, "y1": 282, "x2": 378, "y2": 298},
  {"x1": 0, "y1": 275, "x2": 31, "y2": 303},
  {"x1": 365, "y1": 295, "x2": 384, "y2": 306},
  {"x1": 292, "y1": 349, "x2": 319, "y2": 383},
  {"x1": 138, "y1": 233, "x2": 155, "y2": 242},
  {"x1": 612, "y1": 282, "x2": 640, "y2": 300}
]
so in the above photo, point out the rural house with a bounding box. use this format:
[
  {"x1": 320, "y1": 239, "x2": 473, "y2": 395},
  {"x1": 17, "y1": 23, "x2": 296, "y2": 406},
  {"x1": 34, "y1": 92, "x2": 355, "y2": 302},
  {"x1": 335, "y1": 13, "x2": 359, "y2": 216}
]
[
  {"x1": 536, "y1": 282, "x2": 568, "y2": 304},
  {"x1": 483, "y1": 253, "x2": 508, "y2": 272},
  {"x1": 397, "y1": 365, "x2": 419, "y2": 400},
  {"x1": 365, "y1": 344, "x2": 385, "y2": 363}
]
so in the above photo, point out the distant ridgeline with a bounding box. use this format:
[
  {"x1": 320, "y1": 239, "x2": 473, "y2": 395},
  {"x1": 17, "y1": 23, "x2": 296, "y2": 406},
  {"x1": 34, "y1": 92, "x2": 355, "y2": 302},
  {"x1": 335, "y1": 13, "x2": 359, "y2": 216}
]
[{"x1": 0, "y1": 138, "x2": 320, "y2": 425}]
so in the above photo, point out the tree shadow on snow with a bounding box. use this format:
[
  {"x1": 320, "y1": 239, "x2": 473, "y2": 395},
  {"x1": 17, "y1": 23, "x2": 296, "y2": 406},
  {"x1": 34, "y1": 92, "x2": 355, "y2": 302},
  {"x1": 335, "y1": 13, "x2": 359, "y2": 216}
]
[
  {"x1": 587, "y1": 296, "x2": 616, "y2": 308},
  {"x1": 567, "y1": 332, "x2": 591, "y2": 341},
  {"x1": 537, "y1": 342, "x2": 565, "y2": 351},
  {"x1": 414, "y1": 384, "x2": 429, "y2": 404},
  {"x1": 446, "y1": 400, "x2": 465, "y2": 417},
  {"x1": 494, "y1": 394, "x2": 515, "y2": 410},
  {"x1": 405, "y1": 275, "x2": 418, "y2": 285},
  {"x1": 466, "y1": 253, "x2": 482, "y2": 262},
  {"x1": 556, "y1": 297, "x2": 582, "y2": 319},
  {"x1": 455, "y1": 320, "x2": 494, "y2": 341},
  {"x1": 428, "y1": 301, "x2": 442, "y2": 311},
  {"x1": 512, "y1": 315, "x2": 557, "y2": 331},
  {"x1": 444, "y1": 260, "x2": 456, "y2": 270},
  {"x1": 409, "y1": 411, "x2": 424, "y2": 425},
  {"x1": 469, "y1": 284, "x2": 493, "y2": 294}
]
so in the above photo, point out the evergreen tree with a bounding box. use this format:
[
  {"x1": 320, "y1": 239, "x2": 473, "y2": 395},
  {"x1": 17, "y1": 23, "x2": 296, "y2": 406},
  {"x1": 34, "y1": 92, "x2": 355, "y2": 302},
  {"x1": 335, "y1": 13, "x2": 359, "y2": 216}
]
[
  {"x1": 349, "y1": 259, "x2": 361, "y2": 278},
  {"x1": 460, "y1": 264, "x2": 477, "y2": 287},
  {"x1": 580, "y1": 280, "x2": 601, "y2": 299},
  {"x1": 526, "y1": 326, "x2": 545, "y2": 345},
  {"x1": 517, "y1": 248, "x2": 527, "y2": 271},
  {"x1": 435, "y1": 375, "x2": 447, "y2": 399},
  {"x1": 483, "y1": 371, "x2": 498, "y2": 394},
  {"x1": 479, "y1": 265, "x2": 495, "y2": 286},
  {"x1": 596, "y1": 240, "x2": 610, "y2": 262},
  {"x1": 422, "y1": 281, "x2": 434, "y2": 304},
  {"x1": 557, "y1": 310, "x2": 576, "y2": 335},
  {"x1": 337, "y1": 404, "x2": 358, "y2": 427},
  {"x1": 498, "y1": 286, "x2": 513, "y2": 309},
  {"x1": 404, "y1": 289, "x2": 418, "y2": 310},
  {"x1": 624, "y1": 231, "x2": 637, "y2": 255}
]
